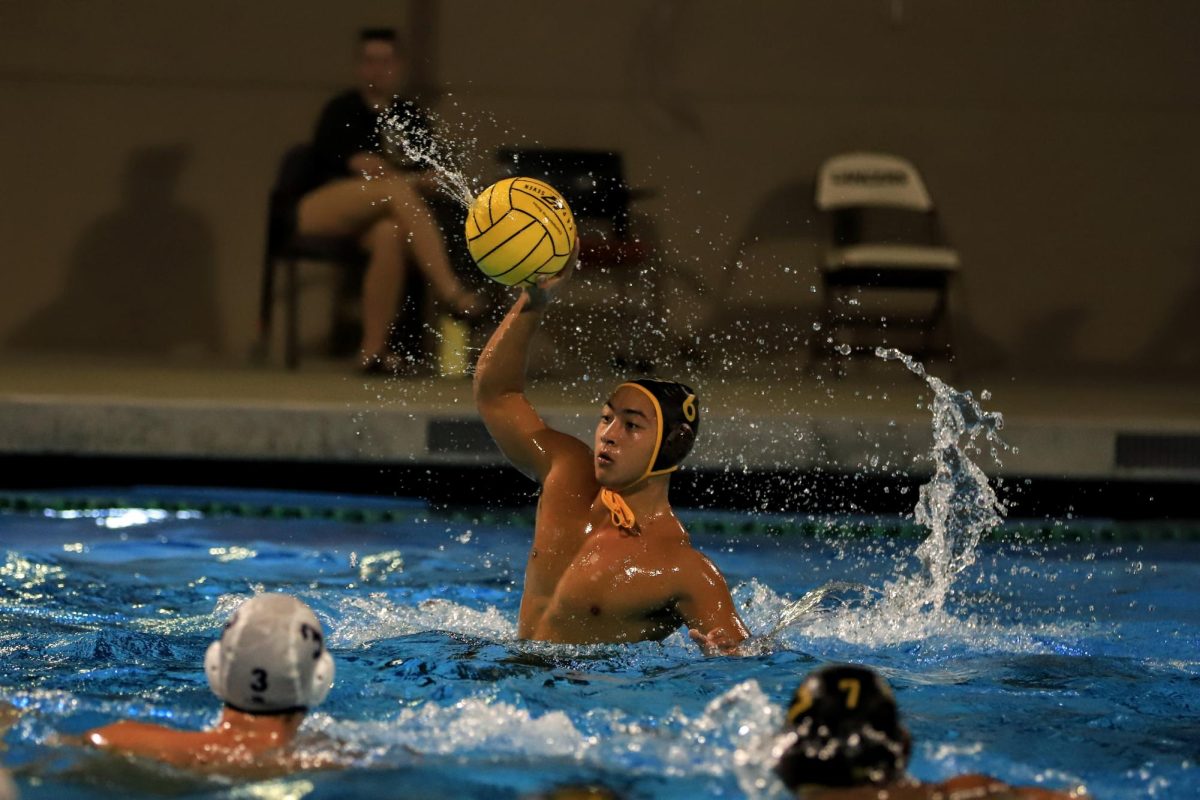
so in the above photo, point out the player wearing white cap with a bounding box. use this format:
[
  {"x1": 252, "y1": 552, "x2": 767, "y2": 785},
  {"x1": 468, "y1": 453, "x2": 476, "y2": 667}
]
[{"x1": 85, "y1": 594, "x2": 334, "y2": 769}]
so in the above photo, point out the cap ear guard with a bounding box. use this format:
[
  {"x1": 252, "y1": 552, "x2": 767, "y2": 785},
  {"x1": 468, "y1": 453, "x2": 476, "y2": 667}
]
[
  {"x1": 659, "y1": 420, "x2": 696, "y2": 468},
  {"x1": 309, "y1": 649, "x2": 335, "y2": 706},
  {"x1": 205, "y1": 639, "x2": 224, "y2": 699}
]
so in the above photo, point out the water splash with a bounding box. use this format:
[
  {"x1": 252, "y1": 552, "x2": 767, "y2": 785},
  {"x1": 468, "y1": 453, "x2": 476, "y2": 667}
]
[
  {"x1": 731, "y1": 578, "x2": 873, "y2": 643},
  {"x1": 229, "y1": 779, "x2": 317, "y2": 800},
  {"x1": 707, "y1": 680, "x2": 793, "y2": 799},
  {"x1": 762, "y1": 351, "x2": 1014, "y2": 645},
  {"x1": 377, "y1": 108, "x2": 477, "y2": 207},
  {"x1": 330, "y1": 594, "x2": 516, "y2": 647},
  {"x1": 303, "y1": 702, "x2": 583, "y2": 768},
  {"x1": 291, "y1": 680, "x2": 792, "y2": 797},
  {"x1": 738, "y1": 577, "x2": 1088, "y2": 654},
  {"x1": 876, "y1": 348, "x2": 1008, "y2": 614}
]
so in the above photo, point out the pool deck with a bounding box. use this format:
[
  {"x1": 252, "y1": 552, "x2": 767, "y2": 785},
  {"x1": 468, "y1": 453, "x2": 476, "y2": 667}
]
[{"x1": 2, "y1": 353, "x2": 1199, "y2": 489}]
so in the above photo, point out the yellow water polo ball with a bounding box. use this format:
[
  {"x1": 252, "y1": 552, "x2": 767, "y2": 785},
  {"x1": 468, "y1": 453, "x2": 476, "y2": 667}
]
[{"x1": 465, "y1": 177, "x2": 577, "y2": 286}]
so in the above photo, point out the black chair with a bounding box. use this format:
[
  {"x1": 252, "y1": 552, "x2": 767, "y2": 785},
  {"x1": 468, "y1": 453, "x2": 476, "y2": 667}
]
[
  {"x1": 258, "y1": 144, "x2": 451, "y2": 369},
  {"x1": 257, "y1": 144, "x2": 368, "y2": 368},
  {"x1": 496, "y1": 148, "x2": 654, "y2": 271},
  {"x1": 495, "y1": 148, "x2": 660, "y2": 369},
  {"x1": 810, "y1": 152, "x2": 960, "y2": 374}
]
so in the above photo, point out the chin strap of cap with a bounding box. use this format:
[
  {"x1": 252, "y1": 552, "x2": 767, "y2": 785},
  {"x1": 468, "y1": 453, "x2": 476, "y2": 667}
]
[{"x1": 600, "y1": 487, "x2": 637, "y2": 532}]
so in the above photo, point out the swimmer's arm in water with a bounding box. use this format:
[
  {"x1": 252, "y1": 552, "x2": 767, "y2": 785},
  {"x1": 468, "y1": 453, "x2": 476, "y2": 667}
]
[
  {"x1": 84, "y1": 720, "x2": 211, "y2": 762},
  {"x1": 474, "y1": 242, "x2": 583, "y2": 483},
  {"x1": 82, "y1": 714, "x2": 351, "y2": 774},
  {"x1": 936, "y1": 775, "x2": 1092, "y2": 800},
  {"x1": 677, "y1": 551, "x2": 750, "y2": 656}
]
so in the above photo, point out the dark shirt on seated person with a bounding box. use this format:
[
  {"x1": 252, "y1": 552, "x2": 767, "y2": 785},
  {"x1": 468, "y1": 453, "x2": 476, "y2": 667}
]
[{"x1": 310, "y1": 90, "x2": 432, "y2": 187}]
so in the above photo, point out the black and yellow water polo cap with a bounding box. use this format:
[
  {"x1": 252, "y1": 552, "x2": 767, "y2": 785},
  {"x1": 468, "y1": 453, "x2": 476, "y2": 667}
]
[
  {"x1": 618, "y1": 378, "x2": 700, "y2": 481},
  {"x1": 775, "y1": 664, "x2": 912, "y2": 790}
]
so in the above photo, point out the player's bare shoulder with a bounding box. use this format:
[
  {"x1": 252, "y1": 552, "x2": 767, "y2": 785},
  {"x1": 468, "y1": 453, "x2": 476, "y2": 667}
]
[
  {"x1": 684, "y1": 543, "x2": 725, "y2": 582},
  {"x1": 538, "y1": 431, "x2": 597, "y2": 498},
  {"x1": 669, "y1": 538, "x2": 738, "y2": 612}
]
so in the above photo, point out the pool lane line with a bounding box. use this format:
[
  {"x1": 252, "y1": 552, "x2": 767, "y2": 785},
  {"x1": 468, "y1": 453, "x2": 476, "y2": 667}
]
[{"x1": 1, "y1": 493, "x2": 1198, "y2": 542}]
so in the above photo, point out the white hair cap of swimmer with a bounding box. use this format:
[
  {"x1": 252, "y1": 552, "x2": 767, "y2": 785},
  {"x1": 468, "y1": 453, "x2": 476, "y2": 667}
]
[{"x1": 204, "y1": 593, "x2": 334, "y2": 714}]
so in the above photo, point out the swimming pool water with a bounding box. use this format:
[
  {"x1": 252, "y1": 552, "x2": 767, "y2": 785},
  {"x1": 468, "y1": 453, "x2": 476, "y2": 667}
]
[{"x1": 0, "y1": 495, "x2": 1197, "y2": 799}]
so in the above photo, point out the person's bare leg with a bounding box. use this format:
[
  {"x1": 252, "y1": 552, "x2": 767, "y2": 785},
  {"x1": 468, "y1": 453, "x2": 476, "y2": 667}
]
[
  {"x1": 297, "y1": 177, "x2": 480, "y2": 365},
  {"x1": 297, "y1": 178, "x2": 387, "y2": 237},
  {"x1": 380, "y1": 176, "x2": 480, "y2": 315},
  {"x1": 358, "y1": 218, "x2": 408, "y2": 361},
  {"x1": 300, "y1": 176, "x2": 477, "y2": 311}
]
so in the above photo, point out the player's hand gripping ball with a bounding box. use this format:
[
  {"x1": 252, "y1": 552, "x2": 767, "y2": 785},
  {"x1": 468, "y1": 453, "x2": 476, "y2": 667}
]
[{"x1": 465, "y1": 177, "x2": 577, "y2": 286}]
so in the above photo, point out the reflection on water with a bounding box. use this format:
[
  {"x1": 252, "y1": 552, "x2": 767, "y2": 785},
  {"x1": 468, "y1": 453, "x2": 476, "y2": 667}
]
[{"x1": 0, "y1": 514, "x2": 1189, "y2": 798}]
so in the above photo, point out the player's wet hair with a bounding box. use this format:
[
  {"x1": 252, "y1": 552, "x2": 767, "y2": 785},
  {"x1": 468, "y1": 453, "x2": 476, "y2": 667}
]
[
  {"x1": 358, "y1": 27, "x2": 403, "y2": 55},
  {"x1": 359, "y1": 27, "x2": 397, "y2": 44}
]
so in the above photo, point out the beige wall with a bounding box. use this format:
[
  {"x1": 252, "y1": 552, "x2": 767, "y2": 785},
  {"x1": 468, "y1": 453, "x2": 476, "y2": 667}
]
[{"x1": 3, "y1": 1, "x2": 1198, "y2": 375}]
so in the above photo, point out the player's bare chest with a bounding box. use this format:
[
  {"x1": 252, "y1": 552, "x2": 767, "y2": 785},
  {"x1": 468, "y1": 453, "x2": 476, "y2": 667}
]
[{"x1": 551, "y1": 529, "x2": 679, "y2": 610}]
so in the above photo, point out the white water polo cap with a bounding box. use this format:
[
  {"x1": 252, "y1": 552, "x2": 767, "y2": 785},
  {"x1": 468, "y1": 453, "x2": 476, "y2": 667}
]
[{"x1": 205, "y1": 593, "x2": 334, "y2": 714}]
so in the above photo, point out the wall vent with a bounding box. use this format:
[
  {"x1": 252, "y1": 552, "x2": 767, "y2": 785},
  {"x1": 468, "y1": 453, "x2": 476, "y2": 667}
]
[{"x1": 1115, "y1": 433, "x2": 1200, "y2": 471}]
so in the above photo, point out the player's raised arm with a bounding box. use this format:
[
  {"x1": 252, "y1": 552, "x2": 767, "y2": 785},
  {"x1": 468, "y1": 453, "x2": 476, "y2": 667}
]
[{"x1": 473, "y1": 242, "x2": 583, "y2": 483}]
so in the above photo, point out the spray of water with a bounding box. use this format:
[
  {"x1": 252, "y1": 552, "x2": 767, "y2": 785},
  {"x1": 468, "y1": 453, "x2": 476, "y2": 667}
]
[
  {"x1": 777, "y1": 351, "x2": 1013, "y2": 645},
  {"x1": 875, "y1": 348, "x2": 1008, "y2": 615},
  {"x1": 378, "y1": 107, "x2": 478, "y2": 207}
]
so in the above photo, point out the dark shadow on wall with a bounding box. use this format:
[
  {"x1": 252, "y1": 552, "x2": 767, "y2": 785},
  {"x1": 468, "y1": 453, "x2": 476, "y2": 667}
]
[
  {"x1": 689, "y1": 179, "x2": 820, "y2": 373},
  {"x1": 626, "y1": 0, "x2": 704, "y2": 137},
  {"x1": 1013, "y1": 255, "x2": 1200, "y2": 379},
  {"x1": 8, "y1": 145, "x2": 220, "y2": 356},
  {"x1": 702, "y1": 178, "x2": 820, "y2": 308},
  {"x1": 1136, "y1": 253, "x2": 1200, "y2": 374},
  {"x1": 738, "y1": 179, "x2": 819, "y2": 249},
  {"x1": 698, "y1": 177, "x2": 1010, "y2": 376},
  {"x1": 1012, "y1": 306, "x2": 1090, "y2": 371}
]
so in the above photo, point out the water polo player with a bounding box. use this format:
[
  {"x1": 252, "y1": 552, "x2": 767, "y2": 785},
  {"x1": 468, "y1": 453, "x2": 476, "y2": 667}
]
[
  {"x1": 775, "y1": 664, "x2": 1089, "y2": 799},
  {"x1": 84, "y1": 593, "x2": 335, "y2": 769},
  {"x1": 473, "y1": 242, "x2": 749, "y2": 653}
]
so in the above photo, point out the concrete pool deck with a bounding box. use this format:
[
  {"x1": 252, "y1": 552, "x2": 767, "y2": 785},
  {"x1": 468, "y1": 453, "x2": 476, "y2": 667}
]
[{"x1": 2, "y1": 353, "x2": 1198, "y2": 490}]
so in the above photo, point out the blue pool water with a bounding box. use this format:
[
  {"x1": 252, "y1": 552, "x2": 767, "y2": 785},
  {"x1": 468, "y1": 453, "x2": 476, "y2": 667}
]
[{"x1": 0, "y1": 493, "x2": 1197, "y2": 799}]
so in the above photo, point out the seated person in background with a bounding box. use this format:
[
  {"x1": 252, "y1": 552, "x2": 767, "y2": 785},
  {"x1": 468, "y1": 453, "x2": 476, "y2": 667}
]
[
  {"x1": 775, "y1": 664, "x2": 1090, "y2": 799},
  {"x1": 298, "y1": 27, "x2": 482, "y2": 373},
  {"x1": 473, "y1": 246, "x2": 749, "y2": 654},
  {"x1": 84, "y1": 593, "x2": 335, "y2": 770}
]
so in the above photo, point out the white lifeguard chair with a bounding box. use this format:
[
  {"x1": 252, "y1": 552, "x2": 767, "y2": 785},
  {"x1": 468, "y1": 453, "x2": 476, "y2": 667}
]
[{"x1": 811, "y1": 152, "x2": 960, "y2": 373}]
